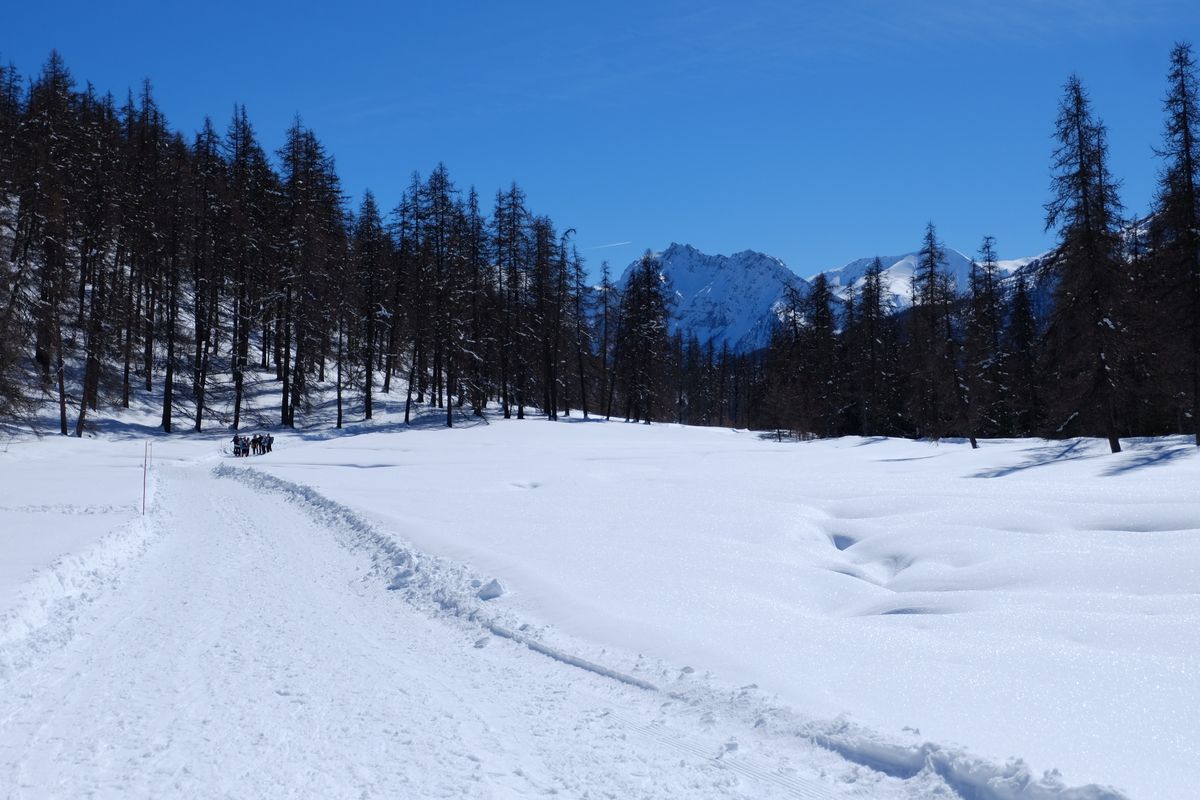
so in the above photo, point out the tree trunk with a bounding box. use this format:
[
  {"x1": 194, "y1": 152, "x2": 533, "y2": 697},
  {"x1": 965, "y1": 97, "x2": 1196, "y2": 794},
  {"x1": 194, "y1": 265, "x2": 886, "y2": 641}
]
[
  {"x1": 335, "y1": 319, "x2": 344, "y2": 429},
  {"x1": 54, "y1": 315, "x2": 68, "y2": 436}
]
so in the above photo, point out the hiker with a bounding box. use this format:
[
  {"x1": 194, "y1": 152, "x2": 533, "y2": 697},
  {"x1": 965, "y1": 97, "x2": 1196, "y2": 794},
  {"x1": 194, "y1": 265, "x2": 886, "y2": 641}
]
[
  {"x1": 265, "y1": 433, "x2": 274, "y2": 453},
  {"x1": 252, "y1": 434, "x2": 262, "y2": 455}
]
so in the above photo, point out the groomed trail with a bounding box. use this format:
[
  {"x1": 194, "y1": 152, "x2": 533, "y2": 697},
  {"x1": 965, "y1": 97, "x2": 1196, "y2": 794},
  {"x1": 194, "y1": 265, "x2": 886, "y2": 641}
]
[{"x1": 0, "y1": 457, "x2": 941, "y2": 799}]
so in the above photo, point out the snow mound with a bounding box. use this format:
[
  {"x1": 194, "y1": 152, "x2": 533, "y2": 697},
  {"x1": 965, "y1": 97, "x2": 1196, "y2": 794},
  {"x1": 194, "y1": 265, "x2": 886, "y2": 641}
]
[
  {"x1": 214, "y1": 463, "x2": 667, "y2": 695},
  {"x1": 214, "y1": 460, "x2": 1131, "y2": 800},
  {"x1": 810, "y1": 725, "x2": 1128, "y2": 800},
  {"x1": 0, "y1": 464, "x2": 162, "y2": 679},
  {"x1": 477, "y1": 578, "x2": 506, "y2": 601}
]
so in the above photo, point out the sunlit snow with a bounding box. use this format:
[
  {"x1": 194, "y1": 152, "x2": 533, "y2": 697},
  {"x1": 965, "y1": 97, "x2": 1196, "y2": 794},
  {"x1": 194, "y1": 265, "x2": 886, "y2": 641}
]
[{"x1": 1, "y1": 409, "x2": 1194, "y2": 799}]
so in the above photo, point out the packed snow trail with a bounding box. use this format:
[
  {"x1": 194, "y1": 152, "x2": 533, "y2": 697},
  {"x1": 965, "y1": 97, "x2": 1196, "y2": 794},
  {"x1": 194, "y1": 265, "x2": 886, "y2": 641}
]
[{"x1": 0, "y1": 461, "x2": 926, "y2": 799}]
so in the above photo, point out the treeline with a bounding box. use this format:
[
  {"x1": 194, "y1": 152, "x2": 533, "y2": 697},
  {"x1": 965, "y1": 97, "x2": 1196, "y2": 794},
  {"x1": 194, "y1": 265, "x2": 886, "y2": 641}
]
[
  {"x1": 743, "y1": 43, "x2": 1200, "y2": 450},
  {"x1": 1, "y1": 46, "x2": 1197, "y2": 446},
  {"x1": 0, "y1": 51, "x2": 699, "y2": 434}
]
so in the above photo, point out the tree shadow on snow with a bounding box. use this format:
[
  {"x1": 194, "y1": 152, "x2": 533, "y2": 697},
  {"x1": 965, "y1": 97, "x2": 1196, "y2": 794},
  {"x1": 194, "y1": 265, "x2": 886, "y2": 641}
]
[
  {"x1": 1099, "y1": 439, "x2": 1194, "y2": 476},
  {"x1": 971, "y1": 439, "x2": 1097, "y2": 478},
  {"x1": 290, "y1": 405, "x2": 492, "y2": 442},
  {"x1": 974, "y1": 437, "x2": 1194, "y2": 479}
]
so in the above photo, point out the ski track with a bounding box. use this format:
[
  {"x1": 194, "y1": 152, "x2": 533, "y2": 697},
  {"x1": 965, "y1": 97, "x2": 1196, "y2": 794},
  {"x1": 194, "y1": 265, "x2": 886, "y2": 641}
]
[{"x1": 0, "y1": 460, "x2": 909, "y2": 800}]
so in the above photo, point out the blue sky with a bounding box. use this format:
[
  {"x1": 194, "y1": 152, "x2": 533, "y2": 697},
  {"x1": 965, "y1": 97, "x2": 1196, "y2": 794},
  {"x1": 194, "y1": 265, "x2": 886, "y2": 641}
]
[{"x1": 4, "y1": 1, "x2": 1198, "y2": 278}]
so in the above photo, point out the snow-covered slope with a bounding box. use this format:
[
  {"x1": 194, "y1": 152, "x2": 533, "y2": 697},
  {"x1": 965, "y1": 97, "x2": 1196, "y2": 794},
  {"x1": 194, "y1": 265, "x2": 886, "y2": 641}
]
[
  {"x1": 817, "y1": 249, "x2": 1034, "y2": 307},
  {"x1": 4, "y1": 412, "x2": 1192, "y2": 799},
  {"x1": 625, "y1": 243, "x2": 805, "y2": 352},
  {"x1": 635, "y1": 243, "x2": 1045, "y2": 354}
]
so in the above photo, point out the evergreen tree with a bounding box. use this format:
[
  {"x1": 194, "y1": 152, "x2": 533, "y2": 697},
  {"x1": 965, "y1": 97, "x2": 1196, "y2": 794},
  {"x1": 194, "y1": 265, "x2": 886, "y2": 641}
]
[
  {"x1": 800, "y1": 273, "x2": 838, "y2": 436},
  {"x1": 614, "y1": 251, "x2": 670, "y2": 422},
  {"x1": 1005, "y1": 274, "x2": 1041, "y2": 435},
  {"x1": 844, "y1": 257, "x2": 901, "y2": 436},
  {"x1": 0, "y1": 60, "x2": 29, "y2": 421},
  {"x1": 906, "y1": 223, "x2": 967, "y2": 441},
  {"x1": 761, "y1": 281, "x2": 804, "y2": 435},
  {"x1": 223, "y1": 105, "x2": 278, "y2": 429},
  {"x1": 1151, "y1": 43, "x2": 1200, "y2": 444},
  {"x1": 17, "y1": 52, "x2": 79, "y2": 430},
  {"x1": 964, "y1": 236, "x2": 1008, "y2": 436},
  {"x1": 188, "y1": 117, "x2": 229, "y2": 432},
  {"x1": 1043, "y1": 74, "x2": 1126, "y2": 452},
  {"x1": 71, "y1": 87, "x2": 122, "y2": 434},
  {"x1": 492, "y1": 183, "x2": 529, "y2": 418},
  {"x1": 351, "y1": 190, "x2": 388, "y2": 421}
]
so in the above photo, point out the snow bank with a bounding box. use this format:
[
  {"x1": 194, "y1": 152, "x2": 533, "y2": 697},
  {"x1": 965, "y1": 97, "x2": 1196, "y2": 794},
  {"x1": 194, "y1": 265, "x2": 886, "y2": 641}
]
[
  {"x1": 808, "y1": 727, "x2": 1128, "y2": 800},
  {"x1": 213, "y1": 462, "x2": 671, "y2": 697},
  {"x1": 244, "y1": 422, "x2": 1192, "y2": 798},
  {"x1": 216, "y1": 456, "x2": 1135, "y2": 800},
  {"x1": 0, "y1": 513, "x2": 158, "y2": 679}
]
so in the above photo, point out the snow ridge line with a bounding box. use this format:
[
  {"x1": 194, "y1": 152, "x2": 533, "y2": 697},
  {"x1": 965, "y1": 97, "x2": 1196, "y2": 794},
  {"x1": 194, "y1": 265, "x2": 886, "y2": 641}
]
[
  {"x1": 213, "y1": 464, "x2": 662, "y2": 695},
  {"x1": 0, "y1": 475, "x2": 161, "y2": 680},
  {"x1": 800, "y1": 729, "x2": 1130, "y2": 800},
  {"x1": 488, "y1": 623, "x2": 659, "y2": 692},
  {"x1": 213, "y1": 465, "x2": 1131, "y2": 800}
]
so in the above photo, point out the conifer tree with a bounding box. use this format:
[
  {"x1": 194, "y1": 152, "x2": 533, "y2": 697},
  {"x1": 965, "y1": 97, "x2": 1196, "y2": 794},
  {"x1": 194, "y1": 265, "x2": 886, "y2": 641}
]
[
  {"x1": 1005, "y1": 275, "x2": 1041, "y2": 435},
  {"x1": 351, "y1": 191, "x2": 388, "y2": 421},
  {"x1": 964, "y1": 236, "x2": 1008, "y2": 436},
  {"x1": 1043, "y1": 75, "x2": 1126, "y2": 452},
  {"x1": 1151, "y1": 43, "x2": 1200, "y2": 444},
  {"x1": 492, "y1": 183, "x2": 529, "y2": 418},
  {"x1": 614, "y1": 251, "x2": 670, "y2": 422},
  {"x1": 800, "y1": 272, "x2": 838, "y2": 436},
  {"x1": 0, "y1": 61, "x2": 29, "y2": 421},
  {"x1": 906, "y1": 223, "x2": 963, "y2": 440},
  {"x1": 189, "y1": 117, "x2": 229, "y2": 432},
  {"x1": 224, "y1": 105, "x2": 278, "y2": 429},
  {"x1": 845, "y1": 257, "x2": 901, "y2": 436},
  {"x1": 18, "y1": 52, "x2": 78, "y2": 425}
]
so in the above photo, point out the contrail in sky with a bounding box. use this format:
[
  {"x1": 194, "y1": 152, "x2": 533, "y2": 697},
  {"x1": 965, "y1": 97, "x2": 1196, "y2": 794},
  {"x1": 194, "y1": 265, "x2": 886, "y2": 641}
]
[{"x1": 582, "y1": 241, "x2": 633, "y2": 251}]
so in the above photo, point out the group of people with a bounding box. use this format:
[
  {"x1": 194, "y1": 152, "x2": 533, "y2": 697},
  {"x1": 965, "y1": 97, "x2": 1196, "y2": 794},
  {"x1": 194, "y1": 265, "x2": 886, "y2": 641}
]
[{"x1": 231, "y1": 433, "x2": 273, "y2": 457}]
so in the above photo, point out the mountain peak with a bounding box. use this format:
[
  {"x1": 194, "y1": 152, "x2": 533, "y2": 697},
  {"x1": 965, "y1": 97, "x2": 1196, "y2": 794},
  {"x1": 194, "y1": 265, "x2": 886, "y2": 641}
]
[
  {"x1": 631, "y1": 242, "x2": 1044, "y2": 353},
  {"x1": 624, "y1": 245, "x2": 804, "y2": 352}
]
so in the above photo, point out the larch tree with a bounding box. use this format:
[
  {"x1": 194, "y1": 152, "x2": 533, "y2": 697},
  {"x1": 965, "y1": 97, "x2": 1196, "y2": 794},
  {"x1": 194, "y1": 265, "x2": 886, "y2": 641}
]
[
  {"x1": 906, "y1": 222, "x2": 966, "y2": 441},
  {"x1": 1151, "y1": 42, "x2": 1200, "y2": 445},
  {"x1": 351, "y1": 190, "x2": 388, "y2": 421},
  {"x1": 1043, "y1": 74, "x2": 1127, "y2": 453},
  {"x1": 964, "y1": 236, "x2": 1008, "y2": 437}
]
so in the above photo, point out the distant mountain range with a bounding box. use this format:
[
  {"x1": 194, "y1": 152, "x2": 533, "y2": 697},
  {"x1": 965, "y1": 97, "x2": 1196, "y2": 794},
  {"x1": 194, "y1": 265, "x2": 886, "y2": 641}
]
[{"x1": 622, "y1": 243, "x2": 1047, "y2": 353}]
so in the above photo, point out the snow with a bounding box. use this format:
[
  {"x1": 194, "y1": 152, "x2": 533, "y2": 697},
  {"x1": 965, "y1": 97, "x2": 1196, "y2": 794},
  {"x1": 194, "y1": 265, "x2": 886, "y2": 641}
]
[
  {"x1": 815, "y1": 249, "x2": 1012, "y2": 308},
  {"x1": 628, "y1": 242, "x2": 805, "y2": 351},
  {"x1": 2, "y1": 414, "x2": 1195, "y2": 799},
  {"x1": 0, "y1": 436, "x2": 154, "y2": 622},
  {"x1": 637, "y1": 244, "x2": 1048, "y2": 354}
]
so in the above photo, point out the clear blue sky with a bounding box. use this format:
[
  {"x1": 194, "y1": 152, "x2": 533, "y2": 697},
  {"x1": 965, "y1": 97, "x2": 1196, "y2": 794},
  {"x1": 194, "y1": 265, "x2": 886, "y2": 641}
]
[{"x1": 4, "y1": 1, "x2": 1197, "y2": 278}]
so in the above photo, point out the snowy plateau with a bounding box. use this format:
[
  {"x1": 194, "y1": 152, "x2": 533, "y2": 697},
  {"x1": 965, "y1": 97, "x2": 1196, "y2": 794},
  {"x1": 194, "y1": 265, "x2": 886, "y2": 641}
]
[
  {"x1": 1, "y1": 397, "x2": 1197, "y2": 799},
  {"x1": 634, "y1": 244, "x2": 1041, "y2": 352}
]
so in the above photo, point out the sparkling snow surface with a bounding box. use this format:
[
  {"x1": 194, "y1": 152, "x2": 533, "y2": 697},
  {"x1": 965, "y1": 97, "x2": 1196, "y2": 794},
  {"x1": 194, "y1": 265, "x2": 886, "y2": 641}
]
[{"x1": 1, "y1": 418, "x2": 1196, "y2": 799}]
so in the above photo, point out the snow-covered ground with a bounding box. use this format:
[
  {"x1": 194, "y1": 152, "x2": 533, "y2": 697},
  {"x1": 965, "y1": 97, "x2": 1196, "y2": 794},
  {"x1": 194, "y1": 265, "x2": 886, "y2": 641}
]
[{"x1": 1, "y1": 410, "x2": 1195, "y2": 799}]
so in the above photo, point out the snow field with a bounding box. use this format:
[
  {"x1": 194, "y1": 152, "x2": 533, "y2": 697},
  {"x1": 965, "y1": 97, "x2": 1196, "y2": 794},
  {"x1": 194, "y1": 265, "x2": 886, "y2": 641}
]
[
  {"x1": 247, "y1": 422, "x2": 1198, "y2": 800},
  {"x1": 0, "y1": 415, "x2": 1195, "y2": 798},
  {"x1": 1, "y1": 449, "x2": 931, "y2": 799}
]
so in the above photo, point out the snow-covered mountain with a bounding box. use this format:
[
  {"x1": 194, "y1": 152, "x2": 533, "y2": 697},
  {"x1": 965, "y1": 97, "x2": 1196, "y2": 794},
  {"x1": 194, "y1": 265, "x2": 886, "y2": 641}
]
[
  {"x1": 632, "y1": 244, "x2": 1045, "y2": 353},
  {"x1": 622, "y1": 243, "x2": 806, "y2": 352},
  {"x1": 818, "y1": 250, "x2": 1036, "y2": 307}
]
